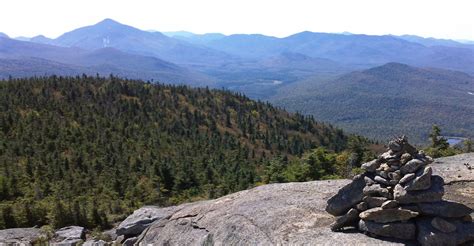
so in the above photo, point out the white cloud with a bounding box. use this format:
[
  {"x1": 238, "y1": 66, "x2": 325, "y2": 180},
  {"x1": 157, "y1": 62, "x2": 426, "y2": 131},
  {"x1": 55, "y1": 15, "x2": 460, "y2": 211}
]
[{"x1": 0, "y1": 0, "x2": 472, "y2": 40}]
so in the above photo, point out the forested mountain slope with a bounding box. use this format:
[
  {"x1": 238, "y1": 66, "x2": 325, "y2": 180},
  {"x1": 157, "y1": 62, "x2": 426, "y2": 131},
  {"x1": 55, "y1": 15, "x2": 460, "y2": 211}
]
[
  {"x1": 272, "y1": 63, "x2": 474, "y2": 144},
  {"x1": 0, "y1": 76, "x2": 348, "y2": 229}
]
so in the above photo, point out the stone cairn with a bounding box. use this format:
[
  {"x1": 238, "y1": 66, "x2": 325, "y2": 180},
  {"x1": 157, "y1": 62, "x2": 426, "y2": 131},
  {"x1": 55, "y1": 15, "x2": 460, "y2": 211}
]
[{"x1": 326, "y1": 136, "x2": 473, "y2": 245}]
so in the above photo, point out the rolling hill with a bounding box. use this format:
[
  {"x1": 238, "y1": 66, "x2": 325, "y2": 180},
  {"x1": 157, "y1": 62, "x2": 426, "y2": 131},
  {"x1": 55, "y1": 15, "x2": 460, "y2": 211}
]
[
  {"x1": 271, "y1": 63, "x2": 474, "y2": 144},
  {"x1": 0, "y1": 75, "x2": 348, "y2": 229}
]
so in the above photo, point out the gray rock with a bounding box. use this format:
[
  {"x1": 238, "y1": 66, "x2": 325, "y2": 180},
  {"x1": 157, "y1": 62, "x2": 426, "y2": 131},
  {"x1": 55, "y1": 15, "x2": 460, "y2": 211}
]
[
  {"x1": 417, "y1": 200, "x2": 473, "y2": 218},
  {"x1": 330, "y1": 208, "x2": 360, "y2": 231},
  {"x1": 358, "y1": 220, "x2": 416, "y2": 240},
  {"x1": 400, "y1": 159, "x2": 425, "y2": 175},
  {"x1": 54, "y1": 226, "x2": 85, "y2": 241},
  {"x1": 431, "y1": 217, "x2": 456, "y2": 233},
  {"x1": 356, "y1": 202, "x2": 368, "y2": 212},
  {"x1": 374, "y1": 176, "x2": 390, "y2": 185},
  {"x1": 136, "y1": 180, "x2": 410, "y2": 245},
  {"x1": 101, "y1": 228, "x2": 117, "y2": 241},
  {"x1": 51, "y1": 239, "x2": 83, "y2": 246},
  {"x1": 326, "y1": 174, "x2": 366, "y2": 216},
  {"x1": 359, "y1": 207, "x2": 418, "y2": 223},
  {"x1": 363, "y1": 196, "x2": 388, "y2": 208},
  {"x1": 405, "y1": 166, "x2": 432, "y2": 191},
  {"x1": 388, "y1": 140, "x2": 402, "y2": 152},
  {"x1": 122, "y1": 237, "x2": 138, "y2": 246},
  {"x1": 388, "y1": 172, "x2": 401, "y2": 181},
  {"x1": 399, "y1": 173, "x2": 416, "y2": 185},
  {"x1": 363, "y1": 184, "x2": 391, "y2": 198},
  {"x1": 364, "y1": 176, "x2": 376, "y2": 186},
  {"x1": 381, "y1": 200, "x2": 399, "y2": 209},
  {"x1": 361, "y1": 159, "x2": 381, "y2": 172},
  {"x1": 400, "y1": 153, "x2": 413, "y2": 165},
  {"x1": 0, "y1": 228, "x2": 48, "y2": 244},
  {"x1": 394, "y1": 175, "x2": 444, "y2": 204},
  {"x1": 83, "y1": 240, "x2": 108, "y2": 246},
  {"x1": 376, "y1": 170, "x2": 389, "y2": 179},
  {"x1": 417, "y1": 217, "x2": 474, "y2": 246},
  {"x1": 115, "y1": 235, "x2": 125, "y2": 244},
  {"x1": 116, "y1": 206, "x2": 179, "y2": 237}
]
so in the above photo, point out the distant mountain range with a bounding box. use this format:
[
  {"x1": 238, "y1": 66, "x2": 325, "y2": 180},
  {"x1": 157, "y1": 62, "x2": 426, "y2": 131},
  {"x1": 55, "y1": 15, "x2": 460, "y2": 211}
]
[
  {"x1": 271, "y1": 63, "x2": 474, "y2": 144},
  {"x1": 2, "y1": 18, "x2": 474, "y2": 142}
]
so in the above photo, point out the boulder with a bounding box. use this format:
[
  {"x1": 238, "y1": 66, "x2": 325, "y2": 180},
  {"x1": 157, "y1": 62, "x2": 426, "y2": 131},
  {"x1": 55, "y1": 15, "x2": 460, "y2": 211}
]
[
  {"x1": 54, "y1": 226, "x2": 85, "y2": 241},
  {"x1": 405, "y1": 166, "x2": 432, "y2": 191},
  {"x1": 0, "y1": 228, "x2": 48, "y2": 244},
  {"x1": 417, "y1": 217, "x2": 474, "y2": 246},
  {"x1": 417, "y1": 200, "x2": 473, "y2": 218},
  {"x1": 431, "y1": 217, "x2": 456, "y2": 233},
  {"x1": 400, "y1": 159, "x2": 425, "y2": 175},
  {"x1": 330, "y1": 208, "x2": 360, "y2": 231},
  {"x1": 359, "y1": 207, "x2": 418, "y2": 223},
  {"x1": 325, "y1": 174, "x2": 366, "y2": 216},
  {"x1": 394, "y1": 176, "x2": 444, "y2": 204},
  {"x1": 358, "y1": 220, "x2": 416, "y2": 240},
  {"x1": 116, "y1": 206, "x2": 179, "y2": 237}
]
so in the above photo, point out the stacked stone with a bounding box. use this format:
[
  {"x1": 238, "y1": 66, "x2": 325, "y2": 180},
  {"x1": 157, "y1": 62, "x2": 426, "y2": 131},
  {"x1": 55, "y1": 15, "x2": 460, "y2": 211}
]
[{"x1": 326, "y1": 136, "x2": 474, "y2": 245}]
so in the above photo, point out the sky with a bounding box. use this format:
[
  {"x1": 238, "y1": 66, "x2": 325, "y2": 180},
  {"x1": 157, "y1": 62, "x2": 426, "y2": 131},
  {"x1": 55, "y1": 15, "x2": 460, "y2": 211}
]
[{"x1": 0, "y1": 0, "x2": 473, "y2": 41}]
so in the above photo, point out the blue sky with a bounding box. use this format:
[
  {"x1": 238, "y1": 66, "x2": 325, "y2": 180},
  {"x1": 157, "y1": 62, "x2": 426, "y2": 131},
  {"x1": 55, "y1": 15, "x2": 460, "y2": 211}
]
[{"x1": 1, "y1": 0, "x2": 473, "y2": 40}]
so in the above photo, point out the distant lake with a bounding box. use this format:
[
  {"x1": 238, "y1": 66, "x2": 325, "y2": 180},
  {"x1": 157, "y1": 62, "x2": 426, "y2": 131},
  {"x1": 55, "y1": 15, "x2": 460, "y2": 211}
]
[{"x1": 445, "y1": 137, "x2": 466, "y2": 146}]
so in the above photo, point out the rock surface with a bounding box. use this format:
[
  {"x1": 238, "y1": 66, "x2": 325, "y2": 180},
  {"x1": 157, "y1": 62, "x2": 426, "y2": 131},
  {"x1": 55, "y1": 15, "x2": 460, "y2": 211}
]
[
  {"x1": 54, "y1": 226, "x2": 85, "y2": 241},
  {"x1": 135, "y1": 180, "x2": 412, "y2": 245},
  {"x1": 0, "y1": 228, "x2": 48, "y2": 244},
  {"x1": 417, "y1": 217, "x2": 474, "y2": 246},
  {"x1": 116, "y1": 206, "x2": 179, "y2": 237}
]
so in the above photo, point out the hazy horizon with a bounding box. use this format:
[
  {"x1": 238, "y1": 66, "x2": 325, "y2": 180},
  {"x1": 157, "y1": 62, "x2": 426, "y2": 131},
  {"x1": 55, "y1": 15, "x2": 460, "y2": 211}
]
[{"x1": 0, "y1": 0, "x2": 473, "y2": 41}]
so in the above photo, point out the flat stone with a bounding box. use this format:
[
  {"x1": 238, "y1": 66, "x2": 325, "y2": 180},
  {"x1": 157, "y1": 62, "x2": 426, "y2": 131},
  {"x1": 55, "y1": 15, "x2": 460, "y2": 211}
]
[
  {"x1": 374, "y1": 176, "x2": 390, "y2": 185},
  {"x1": 400, "y1": 153, "x2": 412, "y2": 165},
  {"x1": 364, "y1": 176, "x2": 376, "y2": 186},
  {"x1": 394, "y1": 175, "x2": 444, "y2": 204},
  {"x1": 417, "y1": 217, "x2": 474, "y2": 246},
  {"x1": 417, "y1": 200, "x2": 473, "y2": 218},
  {"x1": 399, "y1": 173, "x2": 416, "y2": 185},
  {"x1": 359, "y1": 207, "x2": 418, "y2": 223},
  {"x1": 355, "y1": 202, "x2": 368, "y2": 212},
  {"x1": 405, "y1": 166, "x2": 432, "y2": 191},
  {"x1": 431, "y1": 217, "x2": 456, "y2": 233},
  {"x1": 330, "y1": 208, "x2": 360, "y2": 231},
  {"x1": 326, "y1": 174, "x2": 366, "y2": 216},
  {"x1": 381, "y1": 200, "x2": 399, "y2": 209},
  {"x1": 361, "y1": 159, "x2": 381, "y2": 172},
  {"x1": 400, "y1": 159, "x2": 425, "y2": 175},
  {"x1": 363, "y1": 196, "x2": 388, "y2": 208},
  {"x1": 363, "y1": 184, "x2": 391, "y2": 198},
  {"x1": 123, "y1": 237, "x2": 138, "y2": 246},
  {"x1": 358, "y1": 220, "x2": 416, "y2": 240},
  {"x1": 388, "y1": 140, "x2": 402, "y2": 152}
]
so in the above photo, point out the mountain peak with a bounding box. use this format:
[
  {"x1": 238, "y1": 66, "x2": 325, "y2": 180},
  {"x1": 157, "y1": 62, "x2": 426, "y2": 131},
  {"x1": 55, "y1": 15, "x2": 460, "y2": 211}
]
[
  {"x1": 0, "y1": 32, "x2": 9, "y2": 38},
  {"x1": 95, "y1": 18, "x2": 122, "y2": 27}
]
